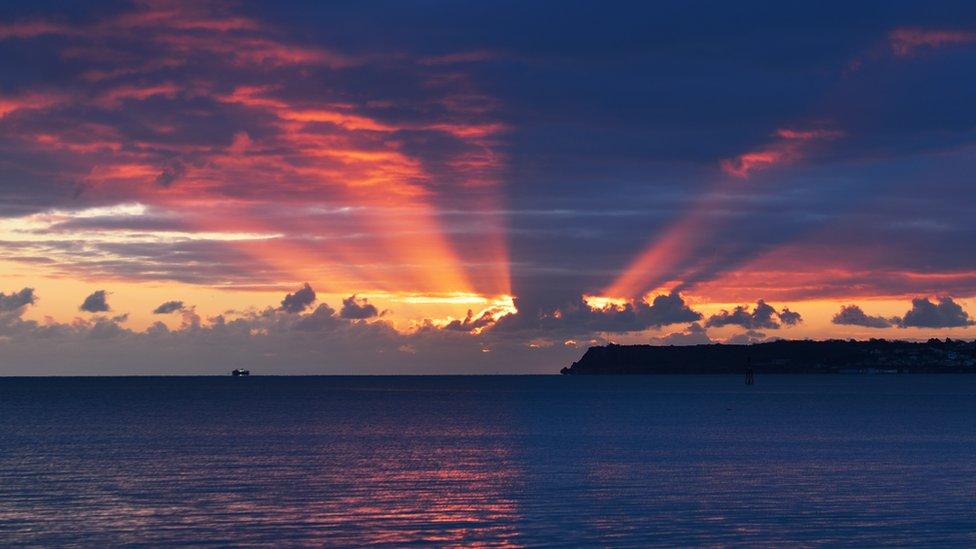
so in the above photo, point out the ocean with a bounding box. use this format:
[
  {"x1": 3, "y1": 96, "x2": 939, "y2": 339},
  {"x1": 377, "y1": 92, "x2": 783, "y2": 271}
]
[{"x1": 1, "y1": 375, "x2": 974, "y2": 546}]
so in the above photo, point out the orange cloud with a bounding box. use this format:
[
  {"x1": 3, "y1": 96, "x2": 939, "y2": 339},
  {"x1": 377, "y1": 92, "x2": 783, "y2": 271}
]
[{"x1": 0, "y1": 0, "x2": 512, "y2": 307}]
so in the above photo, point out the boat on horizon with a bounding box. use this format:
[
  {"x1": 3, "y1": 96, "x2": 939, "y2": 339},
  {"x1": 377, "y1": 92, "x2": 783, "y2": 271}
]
[{"x1": 231, "y1": 368, "x2": 250, "y2": 377}]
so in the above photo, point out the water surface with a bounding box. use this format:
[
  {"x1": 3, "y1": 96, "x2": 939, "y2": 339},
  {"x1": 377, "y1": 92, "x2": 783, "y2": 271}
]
[{"x1": 1, "y1": 375, "x2": 974, "y2": 546}]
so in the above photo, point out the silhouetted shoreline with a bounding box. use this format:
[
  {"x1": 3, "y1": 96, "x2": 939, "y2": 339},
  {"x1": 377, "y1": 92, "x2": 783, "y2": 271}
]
[{"x1": 561, "y1": 339, "x2": 976, "y2": 375}]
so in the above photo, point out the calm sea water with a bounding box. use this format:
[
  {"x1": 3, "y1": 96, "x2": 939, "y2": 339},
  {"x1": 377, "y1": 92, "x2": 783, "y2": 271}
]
[{"x1": 1, "y1": 375, "x2": 975, "y2": 546}]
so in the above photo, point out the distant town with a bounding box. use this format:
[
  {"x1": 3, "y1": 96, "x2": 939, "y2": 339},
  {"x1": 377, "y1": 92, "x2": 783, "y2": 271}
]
[{"x1": 561, "y1": 339, "x2": 976, "y2": 375}]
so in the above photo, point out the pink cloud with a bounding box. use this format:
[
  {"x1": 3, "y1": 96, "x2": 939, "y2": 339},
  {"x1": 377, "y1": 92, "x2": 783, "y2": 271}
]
[
  {"x1": 775, "y1": 128, "x2": 845, "y2": 141},
  {"x1": 0, "y1": 21, "x2": 72, "y2": 40},
  {"x1": 0, "y1": 92, "x2": 65, "y2": 119},
  {"x1": 95, "y1": 82, "x2": 181, "y2": 108},
  {"x1": 721, "y1": 126, "x2": 842, "y2": 178},
  {"x1": 889, "y1": 28, "x2": 976, "y2": 56},
  {"x1": 420, "y1": 50, "x2": 498, "y2": 66}
]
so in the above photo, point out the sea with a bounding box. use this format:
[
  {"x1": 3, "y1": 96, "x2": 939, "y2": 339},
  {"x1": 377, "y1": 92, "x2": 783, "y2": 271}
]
[{"x1": 1, "y1": 375, "x2": 975, "y2": 546}]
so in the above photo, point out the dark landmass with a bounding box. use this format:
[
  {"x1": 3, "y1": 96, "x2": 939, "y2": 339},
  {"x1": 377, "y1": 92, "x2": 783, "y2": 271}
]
[{"x1": 561, "y1": 339, "x2": 976, "y2": 375}]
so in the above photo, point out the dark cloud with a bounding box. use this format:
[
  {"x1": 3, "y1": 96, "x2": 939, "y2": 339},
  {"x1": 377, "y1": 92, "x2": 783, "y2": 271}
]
[
  {"x1": 493, "y1": 291, "x2": 702, "y2": 338},
  {"x1": 705, "y1": 300, "x2": 800, "y2": 330},
  {"x1": 0, "y1": 296, "x2": 585, "y2": 375},
  {"x1": 154, "y1": 159, "x2": 186, "y2": 188},
  {"x1": 778, "y1": 308, "x2": 802, "y2": 326},
  {"x1": 339, "y1": 294, "x2": 379, "y2": 320},
  {"x1": 899, "y1": 297, "x2": 974, "y2": 328},
  {"x1": 152, "y1": 300, "x2": 184, "y2": 314},
  {"x1": 294, "y1": 304, "x2": 342, "y2": 332},
  {"x1": 650, "y1": 322, "x2": 712, "y2": 345},
  {"x1": 0, "y1": 288, "x2": 36, "y2": 313},
  {"x1": 443, "y1": 309, "x2": 496, "y2": 332},
  {"x1": 280, "y1": 283, "x2": 316, "y2": 313},
  {"x1": 79, "y1": 290, "x2": 110, "y2": 313},
  {"x1": 832, "y1": 304, "x2": 895, "y2": 328},
  {"x1": 726, "y1": 330, "x2": 768, "y2": 345}
]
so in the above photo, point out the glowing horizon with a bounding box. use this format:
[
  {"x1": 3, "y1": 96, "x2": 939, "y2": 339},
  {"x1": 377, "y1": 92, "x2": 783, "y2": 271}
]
[{"x1": 2, "y1": 2, "x2": 976, "y2": 373}]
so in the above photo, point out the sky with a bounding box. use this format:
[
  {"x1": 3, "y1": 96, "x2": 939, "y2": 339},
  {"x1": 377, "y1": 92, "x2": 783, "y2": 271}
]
[{"x1": 1, "y1": 0, "x2": 976, "y2": 374}]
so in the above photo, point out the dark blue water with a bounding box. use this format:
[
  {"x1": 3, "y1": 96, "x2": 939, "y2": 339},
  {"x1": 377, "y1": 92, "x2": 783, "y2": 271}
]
[{"x1": 1, "y1": 376, "x2": 975, "y2": 546}]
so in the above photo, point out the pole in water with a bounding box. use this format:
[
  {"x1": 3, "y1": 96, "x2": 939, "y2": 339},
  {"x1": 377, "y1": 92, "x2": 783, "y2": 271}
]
[{"x1": 744, "y1": 357, "x2": 754, "y2": 385}]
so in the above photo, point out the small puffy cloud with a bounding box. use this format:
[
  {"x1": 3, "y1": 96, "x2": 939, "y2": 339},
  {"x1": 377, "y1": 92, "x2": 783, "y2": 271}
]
[
  {"x1": 706, "y1": 300, "x2": 800, "y2": 330},
  {"x1": 778, "y1": 308, "x2": 802, "y2": 326},
  {"x1": 280, "y1": 283, "x2": 316, "y2": 313},
  {"x1": 638, "y1": 292, "x2": 703, "y2": 327},
  {"x1": 80, "y1": 290, "x2": 110, "y2": 312},
  {"x1": 899, "y1": 297, "x2": 974, "y2": 328},
  {"x1": 339, "y1": 294, "x2": 379, "y2": 319},
  {"x1": 152, "y1": 300, "x2": 184, "y2": 314},
  {"x1": 832, "y1": 304, "x2": 894, "y2": 328},
  {"x1": 726, "y1": 330, "x2": 768, "y2": 345},
  {"x1": 650, "y1": 322, "x2": 712, "y2": 345},
  {"x1": 0, "y1": 288, "x2": 37, "y2": 313}
]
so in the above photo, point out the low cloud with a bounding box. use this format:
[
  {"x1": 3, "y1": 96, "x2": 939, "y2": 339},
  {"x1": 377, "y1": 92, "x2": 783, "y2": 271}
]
[
  {"x1": 293, "y1": 303, "x2": 342, "y2": 332},
  {"x1": 493, "y1": 291, "x2": 702, "y2": 338},
  {"x1": 280, "y1": 283, "x2": 316, "y2": 313},
  {"x1": 0, "y1": 288, "x2": 37, "y2": 313},
  {"x1": 152, "y1": 300, "x2": 185, "y2": 314},
  {"x1": 726, "y1": 330, "x2": 768, "y2": 345},
  {"x1": 778, "y1": 308, "x2": 802, "y2": 326},
  {"x1": 832, "y1": 304, "x2": 895, "y2": 328},
  {"x1": 80, "y1": 290, "x2": 110, "y2": 313},
  {"x1": 339, "y1": 294, "x2": 379, "y2": 319},
  {"x1": 650, "y1": 322, "x2": 712, "y2": 345},
  {"x1": 900, "y1": 297, "x2": 974, "y2": 328},
  {"x1": 443, "y1": 309, "x2": 496, "y2": 332},
  {"x1": 705, "y1": 300, "x2": 801, "y2": 330}
]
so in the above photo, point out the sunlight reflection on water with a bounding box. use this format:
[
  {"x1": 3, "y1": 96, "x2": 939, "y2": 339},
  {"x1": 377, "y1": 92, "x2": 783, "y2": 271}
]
[{"x1": 1, "y1": 375, "x2": 975, "y2": 545}]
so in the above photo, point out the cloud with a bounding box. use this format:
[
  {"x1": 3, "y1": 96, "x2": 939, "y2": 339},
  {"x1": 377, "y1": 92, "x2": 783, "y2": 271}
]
[
  {"x1": 152, "y1": 300, "x2": 185, "y2": 314},
  {"x1": 0, "y1": 295, "x2": 585, "y2": 375},
  {"x1": 0, "y1": 288, "x2": 37, "y2": 313},
  {"x1": 280, "y1": 283, "x2": 317, "y2": 313},
  {"x1": 720, "y1": 126, "x2": 842, "y2": 178},
  {"x1": 831, "y1": 304, "x2": 895, "y2": 328},
  {"x1": 494, "y1": 291, "x2": 702, "y2": 338},
  {"x1": 889, "y1": 28, "x2": 976, "y2": 57},
  {"x1": 726, "y1": 330, "x2": 768, "y2": 345},
  {"x1": 778, "y1": 307, "x2": 802, "y2": 326},
  {"x1": 294, "y1": 303, "x2": 342, "y2": 332},
  {"x1": 79, "y1": 290, "x2": 110, "y2": 313},
  {"x1": 650, "y1": 322, "x2": 712, "y2": 345},
  {"x1": 705, "y1": 300, "x2": 800, "y2": 329},
  {"x1": 899, "y1": 297, "x2": 974, "y2": 328},
  {"x1": 154, "y1": 159, "x2": 186, "y2": 188},
  {"x1": 443, "y1": 309, "x2": 496, "y2": 332},
  {"x1": 339, "y1": 294, "x2": 380, "y2": 319}
]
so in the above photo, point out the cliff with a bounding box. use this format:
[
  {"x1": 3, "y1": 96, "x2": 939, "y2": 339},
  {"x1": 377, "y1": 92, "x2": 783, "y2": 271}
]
[{"x1": 560, "y1": 339, "x2": 976, "y2": 375}]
